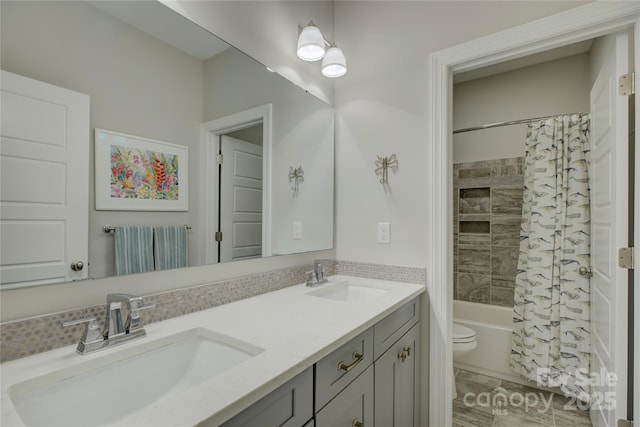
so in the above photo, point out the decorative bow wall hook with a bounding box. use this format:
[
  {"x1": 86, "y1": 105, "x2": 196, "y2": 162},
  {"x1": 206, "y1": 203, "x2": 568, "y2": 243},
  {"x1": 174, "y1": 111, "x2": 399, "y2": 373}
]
[
  {"x1": 375, "y1": 154, "x2": 398, "y2": 184},
  {"x1": 289, "y1": 165, "x2": 304, "y2": 192}
]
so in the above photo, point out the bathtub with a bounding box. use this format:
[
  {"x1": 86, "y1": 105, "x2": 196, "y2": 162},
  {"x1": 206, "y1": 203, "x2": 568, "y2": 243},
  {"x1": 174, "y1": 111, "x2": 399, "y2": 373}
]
[{"x1": 453, "y1": 300, "x2": 545, "y2": 388}]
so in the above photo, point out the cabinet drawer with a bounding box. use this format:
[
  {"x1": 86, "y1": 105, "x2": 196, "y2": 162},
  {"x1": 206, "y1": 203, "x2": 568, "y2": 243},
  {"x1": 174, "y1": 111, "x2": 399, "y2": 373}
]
[
  {"x1": 315, "y1": 327, "x2": 373, "y2": 410},
  {"x1": 220, "y1": 368, "x2": 313, "y2": 427},
  {"x1": 316, "y1": 364, "x2": 373, "y2": 427},
  {"x1": 373, "y1": 297, "x2": 420, "y2": 359}
]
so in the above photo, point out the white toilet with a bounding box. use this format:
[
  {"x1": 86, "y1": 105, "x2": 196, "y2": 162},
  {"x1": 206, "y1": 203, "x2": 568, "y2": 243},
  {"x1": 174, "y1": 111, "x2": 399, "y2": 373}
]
[{"x1": 452, "y1": 322, "x2": 477, "y2": 399}]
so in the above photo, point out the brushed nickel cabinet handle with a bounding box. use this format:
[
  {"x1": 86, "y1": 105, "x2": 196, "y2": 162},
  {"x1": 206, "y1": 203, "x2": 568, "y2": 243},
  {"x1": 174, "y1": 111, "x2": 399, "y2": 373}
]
[
  {"x1": 352, "y1": 419, "x2": 364, "y2": 427},
  {"x1": 338, "y1": 351, "x2": 364, "y2": 372}
]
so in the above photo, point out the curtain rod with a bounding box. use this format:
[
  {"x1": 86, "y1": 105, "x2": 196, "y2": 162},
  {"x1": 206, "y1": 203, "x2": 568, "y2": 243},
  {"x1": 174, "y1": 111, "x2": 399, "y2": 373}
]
[{"x1": 453, "y1": 112, "x2": 588, "y2": 134}]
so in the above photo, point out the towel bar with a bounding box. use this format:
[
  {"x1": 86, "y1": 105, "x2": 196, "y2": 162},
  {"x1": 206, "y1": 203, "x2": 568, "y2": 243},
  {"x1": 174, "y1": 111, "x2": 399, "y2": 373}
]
[{"x1": 102, "y1": 225, "x2": 191, "y2": 233}]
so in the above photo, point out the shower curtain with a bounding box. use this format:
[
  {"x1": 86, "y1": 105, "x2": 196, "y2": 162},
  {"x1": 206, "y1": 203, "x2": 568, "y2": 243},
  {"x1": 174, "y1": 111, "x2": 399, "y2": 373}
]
[{"x1": 510, "y1": 113, "x2": 591, "y2": 402}]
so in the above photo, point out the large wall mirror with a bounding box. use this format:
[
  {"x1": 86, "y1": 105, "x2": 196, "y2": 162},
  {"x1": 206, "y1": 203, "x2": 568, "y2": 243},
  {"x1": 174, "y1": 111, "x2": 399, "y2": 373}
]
[{"x1": 0, "y1": 0, "x2": 334, "y2": 288}]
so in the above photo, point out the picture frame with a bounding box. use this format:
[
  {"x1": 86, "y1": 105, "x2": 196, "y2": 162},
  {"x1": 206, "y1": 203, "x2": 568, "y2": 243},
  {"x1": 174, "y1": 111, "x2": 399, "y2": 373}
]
[{"x1": 95, "y1": 129, "x2": 188, "y2": 211}]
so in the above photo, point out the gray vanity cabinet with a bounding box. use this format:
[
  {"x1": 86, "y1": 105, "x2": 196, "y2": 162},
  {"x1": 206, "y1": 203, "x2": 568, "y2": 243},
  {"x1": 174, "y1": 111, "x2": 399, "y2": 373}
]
[
  {"x1": 219, "y1": 297, "x2": 422, "y2": 427},
  {"x1": 315, "y1": 297, "x2": 421, "y2": 427},
  {"x1": 374, "y1": 324, "x2": 420, "y2": 427},
  {"x1": 219, "y1": 368, "x2": 313, "y2": 427},
  {"x1": 373, "y1": 297, "x2": 420, "y2": 359}
]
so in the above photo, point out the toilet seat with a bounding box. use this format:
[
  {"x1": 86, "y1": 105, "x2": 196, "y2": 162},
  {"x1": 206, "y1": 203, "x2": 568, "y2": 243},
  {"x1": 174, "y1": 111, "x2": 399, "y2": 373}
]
[{"x1": 452, "y1": 323, "x2": 476, "y2": 343}]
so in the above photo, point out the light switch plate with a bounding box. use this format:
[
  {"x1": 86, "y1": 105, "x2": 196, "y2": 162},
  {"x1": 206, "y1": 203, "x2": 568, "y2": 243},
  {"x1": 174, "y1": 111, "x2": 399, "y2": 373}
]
[
  {"x1": 377, "y1": 222, "x2": 390, "y2": 244},
  {"x1": 293, "y1": 221, "x2": 302, "y2": 240}
]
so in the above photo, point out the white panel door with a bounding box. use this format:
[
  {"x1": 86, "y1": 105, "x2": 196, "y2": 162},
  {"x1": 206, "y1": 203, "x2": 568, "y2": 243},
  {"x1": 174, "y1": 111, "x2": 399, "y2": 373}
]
[
  {"x1": 0, "y1": 71, "x2": 89, "y2": 287},
  {"x1": 219, "y1": 135, "x2": 262, "y2": 262},
  {"x1": 589, "y1": 32, "x2": 629, "y2": 427}
]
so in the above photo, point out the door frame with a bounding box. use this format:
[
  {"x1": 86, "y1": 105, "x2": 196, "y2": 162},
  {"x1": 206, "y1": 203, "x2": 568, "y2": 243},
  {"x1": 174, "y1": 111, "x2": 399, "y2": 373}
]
[
  {"x1": 426, "y1": 3, "x2": 640, "y2": 426},
  {"x1": 200, "y1": 104, "x2": 273, "y2": 264}
]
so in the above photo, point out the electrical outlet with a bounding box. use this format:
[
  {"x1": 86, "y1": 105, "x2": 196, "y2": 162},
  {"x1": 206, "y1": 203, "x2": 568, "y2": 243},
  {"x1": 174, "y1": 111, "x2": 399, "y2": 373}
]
[
  {"x1": 293, "y1": 221, "x2": 302, "y2": 240},
  {"x1": 377, "y1": 222, "x2": 390, "y2": 244}
]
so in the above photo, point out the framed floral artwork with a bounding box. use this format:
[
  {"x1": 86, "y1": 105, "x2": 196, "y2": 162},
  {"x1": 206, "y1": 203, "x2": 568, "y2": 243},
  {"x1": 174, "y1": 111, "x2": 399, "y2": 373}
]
[{"x1": 95, "y1": 129, "x2": 188, "y2": 211}]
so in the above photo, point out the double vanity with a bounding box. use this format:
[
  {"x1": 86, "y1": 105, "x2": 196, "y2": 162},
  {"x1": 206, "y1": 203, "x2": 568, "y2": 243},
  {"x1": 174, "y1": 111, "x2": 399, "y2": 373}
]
[{"x1": 1, "y1": 276, "x2": 424, "y2": 426}]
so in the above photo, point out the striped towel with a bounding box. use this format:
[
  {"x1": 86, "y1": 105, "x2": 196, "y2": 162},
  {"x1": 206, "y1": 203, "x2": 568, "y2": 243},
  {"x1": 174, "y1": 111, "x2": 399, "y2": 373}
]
[
  {"x1": 153, "y1": 225, "x2": 188, "y2": 271},
  {"x1": 114, "y1": 225, "x2": 154, "y2": 276}
]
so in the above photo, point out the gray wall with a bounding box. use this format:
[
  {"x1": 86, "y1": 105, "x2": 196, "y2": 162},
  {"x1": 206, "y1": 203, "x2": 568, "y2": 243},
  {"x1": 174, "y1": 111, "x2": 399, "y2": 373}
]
[
  {"x1": 333, "y1": 1, "x2": 587, "y2": 268},
  {"x1": 453, "y1": 53, "x2": 591, "y2": 163},
  {"x1": 227, "y1": 125, "x2": 263, "y2": 146}
]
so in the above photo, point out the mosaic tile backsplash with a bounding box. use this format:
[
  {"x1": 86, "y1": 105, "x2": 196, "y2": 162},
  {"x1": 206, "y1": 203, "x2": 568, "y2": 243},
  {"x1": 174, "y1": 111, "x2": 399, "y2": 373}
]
[
  {"x1": 453, "y1": 157, "x2": 524, "y2": 307},
  {"x1": 0, "y1": 261, "x2": 425, "y2": 362}
]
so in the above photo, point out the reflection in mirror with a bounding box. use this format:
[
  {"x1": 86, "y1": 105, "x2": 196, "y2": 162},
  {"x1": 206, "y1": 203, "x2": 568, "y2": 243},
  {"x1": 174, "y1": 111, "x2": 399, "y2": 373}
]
[
  {"x1": 0, "y1": 0, "x2": 334, "y2": 288},
  {"x1": 210, "y1": 116, "x2": 266, "y2": 264},
  {"x1": 201, "y1": 100, "x2": 273, "y2": 267},
  {"x1": 220, "y1": 130, "x2": 263, "y2": 263}
]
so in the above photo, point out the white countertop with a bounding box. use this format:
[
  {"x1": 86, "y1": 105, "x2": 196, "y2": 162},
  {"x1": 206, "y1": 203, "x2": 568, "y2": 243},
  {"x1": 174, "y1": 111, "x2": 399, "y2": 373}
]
[{"x1": 0, "y1": 275, "x2": 424, "y2": 426}]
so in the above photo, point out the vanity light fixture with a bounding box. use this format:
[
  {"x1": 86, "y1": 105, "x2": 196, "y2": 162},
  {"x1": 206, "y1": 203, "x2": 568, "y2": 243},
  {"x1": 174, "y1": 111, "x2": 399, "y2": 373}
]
[{"x1": 297, "y1": 21, "x2": 347, "y2": 78}]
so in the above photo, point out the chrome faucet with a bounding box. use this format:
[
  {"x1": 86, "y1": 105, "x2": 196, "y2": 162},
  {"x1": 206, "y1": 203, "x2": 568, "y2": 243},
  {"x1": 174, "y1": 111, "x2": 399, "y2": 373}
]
[
  {"x1": 306, "y1": 259, "x2": 336, "y2": 287},
  {"x1": 105, "y1": 293, "x2": 149, "y2": 339},
  {"x1": 63, "y1": 293, "x2": 155, "y2": 354}
]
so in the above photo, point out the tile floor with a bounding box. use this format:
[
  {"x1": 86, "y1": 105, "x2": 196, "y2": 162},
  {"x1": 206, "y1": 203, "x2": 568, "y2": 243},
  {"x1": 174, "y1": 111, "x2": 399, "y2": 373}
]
[{"x1": 453, "y1": 369, "x2": 593, "y2": 427}]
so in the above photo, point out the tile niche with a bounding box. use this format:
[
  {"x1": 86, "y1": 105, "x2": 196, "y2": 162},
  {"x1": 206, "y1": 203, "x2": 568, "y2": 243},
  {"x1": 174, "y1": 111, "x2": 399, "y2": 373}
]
[{"x1": 453, "y1": 157, "x2": 524, "y2": 307}]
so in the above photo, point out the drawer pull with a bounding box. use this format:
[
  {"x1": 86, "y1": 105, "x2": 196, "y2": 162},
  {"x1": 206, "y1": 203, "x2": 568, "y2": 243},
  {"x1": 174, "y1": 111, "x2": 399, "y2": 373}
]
[
  {"x1": 404, "y1": 345, "x2": 412, "y2": 357},
  {"x1": 338, "y1": 351, "x2": 364, "y2": 372},
  {"x1": 352, "y1": 419, "x2": 364, "y2": 427}
]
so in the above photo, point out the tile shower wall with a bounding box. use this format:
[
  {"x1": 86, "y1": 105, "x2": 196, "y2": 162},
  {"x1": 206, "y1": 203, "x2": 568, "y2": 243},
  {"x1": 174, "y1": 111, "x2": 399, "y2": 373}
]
[{"x1": 453, "y1": 157, "x2": 524, "y2": 307}]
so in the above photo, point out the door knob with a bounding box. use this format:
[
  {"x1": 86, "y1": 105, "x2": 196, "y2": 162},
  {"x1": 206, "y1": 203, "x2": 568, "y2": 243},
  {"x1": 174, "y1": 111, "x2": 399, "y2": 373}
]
[
  {"x1": 70, "y1": 261, "x2": 84, "y2": 271},
  {"x1": 578, "y1": 266, "x2": 592, "y2": 278}
]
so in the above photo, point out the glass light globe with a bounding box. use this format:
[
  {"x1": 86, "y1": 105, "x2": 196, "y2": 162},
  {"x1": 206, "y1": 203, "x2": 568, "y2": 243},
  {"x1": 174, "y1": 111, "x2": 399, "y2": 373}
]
[
  {"x1": 297, "y1": 22, "x2": 325, "y2": 62},
  {"x1": 321, "y1": 46, "x2": 347, "y2": 78}
]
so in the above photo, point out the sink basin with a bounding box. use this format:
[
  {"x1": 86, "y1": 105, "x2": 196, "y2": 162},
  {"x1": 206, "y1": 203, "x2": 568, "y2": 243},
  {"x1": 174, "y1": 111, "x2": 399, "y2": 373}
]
[
  {"x1": 307, "y1": 282, "x2": 389, "y2": 302},
  {"x1": 8, "y1": 328, "x2": 263, "y2": 426}
]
